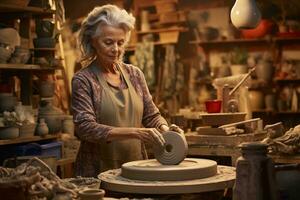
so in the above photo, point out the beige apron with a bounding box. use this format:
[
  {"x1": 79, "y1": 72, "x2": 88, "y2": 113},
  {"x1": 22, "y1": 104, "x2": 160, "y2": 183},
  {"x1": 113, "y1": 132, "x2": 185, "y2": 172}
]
[{"x1": 91, "y1": 63, "x2": 147, "y2": 173}]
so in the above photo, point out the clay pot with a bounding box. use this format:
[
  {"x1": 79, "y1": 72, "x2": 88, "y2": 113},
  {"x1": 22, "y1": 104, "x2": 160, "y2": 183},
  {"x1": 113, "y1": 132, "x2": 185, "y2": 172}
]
[
  {"x1": 248, "y1": 90, "x2": 264, "y2": 110},
  {"x1": 241, "y1": 19, "x2": 275, "y2": 39},
  {"x1": 38, "y1": 100, "x2": 64, "y2": 134},
  {"x1": 36, "y1": 118, "x2": 49, "y2": 136},
  {"x1": 78, "y1": 188, "x2": 105, "y2": 200}
]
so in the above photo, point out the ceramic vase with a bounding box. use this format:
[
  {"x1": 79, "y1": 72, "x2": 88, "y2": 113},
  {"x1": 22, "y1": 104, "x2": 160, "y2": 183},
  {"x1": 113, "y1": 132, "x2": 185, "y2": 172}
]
[
  {"x1": 256, "y1": 60, "x2": 274, "y2": 83},
  {"x1": 230, "y1": 0, "x2": 261, "y2": 29},
  {"x1": 36, "y1": 118, "x2": 49, "y2": 136},
  {"x1": 62, "y1": 115, "x2": 74, "y2": 135}
]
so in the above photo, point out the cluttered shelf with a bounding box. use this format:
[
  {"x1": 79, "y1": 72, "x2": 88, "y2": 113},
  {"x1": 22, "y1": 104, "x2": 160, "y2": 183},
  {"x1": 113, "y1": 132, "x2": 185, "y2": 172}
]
[
  {"x1": 0, "y1": 135, "x2": 58, "y2": 146},
  {"x1": 189, "y1": 37, "x2": 300, "y2": 48},
  {"x1": 0, "y1": 3, "x2": 55, "y2": 16},
  {"x1": 0, "y1": 63, "x2": 55, "y2": 71}
]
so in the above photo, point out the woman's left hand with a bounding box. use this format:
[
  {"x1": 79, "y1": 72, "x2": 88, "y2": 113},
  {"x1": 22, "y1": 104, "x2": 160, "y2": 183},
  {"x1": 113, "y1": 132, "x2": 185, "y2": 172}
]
[{"x1": 159, "y1": 124, "x2": 184, "y2": 134}]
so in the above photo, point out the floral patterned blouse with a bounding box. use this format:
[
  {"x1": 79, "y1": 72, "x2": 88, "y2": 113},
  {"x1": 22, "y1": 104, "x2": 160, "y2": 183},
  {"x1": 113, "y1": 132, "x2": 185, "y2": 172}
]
[{"x1": 72, "y1": 62, "x2": 168, "y2": 177}]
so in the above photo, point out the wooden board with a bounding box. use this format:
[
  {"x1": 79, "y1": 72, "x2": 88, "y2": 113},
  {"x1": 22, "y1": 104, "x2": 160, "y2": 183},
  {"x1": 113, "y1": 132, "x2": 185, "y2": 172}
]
[
  {"x1": 200, "y1": 112, "x2": 246, "y2": 126},
  {"x1": 196, "y1": 127, "x2": 227, "y2": 135},
  {"x1": 186, "y1": 131, "x2": 267, "y2": 147}
]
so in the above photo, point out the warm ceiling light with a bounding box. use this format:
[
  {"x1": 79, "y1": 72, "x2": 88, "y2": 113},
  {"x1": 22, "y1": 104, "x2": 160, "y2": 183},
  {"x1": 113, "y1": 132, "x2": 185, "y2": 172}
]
[{"x1": 230, "y1": 0, "x2": 261, "y2": 29}]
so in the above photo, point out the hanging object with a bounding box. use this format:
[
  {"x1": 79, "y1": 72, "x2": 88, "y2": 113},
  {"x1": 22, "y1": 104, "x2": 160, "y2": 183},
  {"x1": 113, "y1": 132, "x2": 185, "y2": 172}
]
[{"x1": 230, "y1": 0, "x2": 261, "y2": 29}]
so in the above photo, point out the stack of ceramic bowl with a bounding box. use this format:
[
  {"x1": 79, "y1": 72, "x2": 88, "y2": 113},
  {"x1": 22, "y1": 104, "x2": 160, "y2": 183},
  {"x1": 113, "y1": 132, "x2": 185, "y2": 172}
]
[{"x1": 9, "y1": 46, "x2": 31, "y2": 64}]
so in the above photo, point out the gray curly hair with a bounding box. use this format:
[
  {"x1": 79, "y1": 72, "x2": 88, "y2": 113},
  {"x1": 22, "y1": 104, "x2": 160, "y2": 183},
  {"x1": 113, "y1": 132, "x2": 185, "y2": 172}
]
[{"x1": 78, "y1": 4, "x2": 135, "y2": 64}]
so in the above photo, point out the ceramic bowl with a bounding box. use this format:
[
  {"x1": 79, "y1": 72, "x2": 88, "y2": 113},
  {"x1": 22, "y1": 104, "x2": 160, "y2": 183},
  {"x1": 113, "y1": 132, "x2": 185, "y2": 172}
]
[
  {"x1": 0, "y1": 127, "x2": 19, "y2": 140},
  {"x1": 205, "y1": 100, "x2": 222, "y2": 113},
  {"x1": 78, "y1": 188, "x2": 105, "y2": 200}
]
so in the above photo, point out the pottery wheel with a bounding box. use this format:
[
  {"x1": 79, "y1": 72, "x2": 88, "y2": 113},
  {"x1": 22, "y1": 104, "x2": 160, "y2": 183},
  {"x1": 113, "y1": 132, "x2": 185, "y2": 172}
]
[
  {"x1": 98, "y1": 164, "x2": 235, "y2": 194},
  {"x1": 154, "y1": 131, "x2": 188, "y2": 165},
  {"x1": 121, "y1": 158, "x2": 217, "y2": 181}
]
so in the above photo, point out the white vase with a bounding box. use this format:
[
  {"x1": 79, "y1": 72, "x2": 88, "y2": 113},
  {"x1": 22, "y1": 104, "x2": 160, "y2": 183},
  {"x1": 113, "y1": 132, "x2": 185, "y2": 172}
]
[
  {"x1": 230, "y1": 0, "x2": 261, "y2": 29},
  {"x1": 36, "y1": 118, "x2": 49, "y2": 136}
]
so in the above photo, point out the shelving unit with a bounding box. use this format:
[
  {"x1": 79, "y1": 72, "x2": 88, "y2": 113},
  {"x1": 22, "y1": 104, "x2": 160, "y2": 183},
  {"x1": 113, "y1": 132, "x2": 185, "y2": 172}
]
[
  {"x1": 191, "y1": 36, "x2": 300, "y2": 128},
  {"x1": 0, "y1": 135, "x2": 58, "y2": 146}
]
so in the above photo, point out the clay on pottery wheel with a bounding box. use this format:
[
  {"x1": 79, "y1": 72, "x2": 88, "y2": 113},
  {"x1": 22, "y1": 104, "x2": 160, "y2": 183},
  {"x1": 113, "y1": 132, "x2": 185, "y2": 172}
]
[
  {"x1": 121, "y1": 158, "x2": 217, "y2": 181},
  {"x1": 99, "y1": 165, "x2": 236, "y2": 194},
  {"x1": 153, "y1": 131, "x2": 188, "y2": 165}
]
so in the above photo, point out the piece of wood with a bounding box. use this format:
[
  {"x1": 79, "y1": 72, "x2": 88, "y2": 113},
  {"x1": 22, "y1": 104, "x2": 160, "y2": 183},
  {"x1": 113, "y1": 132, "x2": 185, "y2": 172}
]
[
  {"x1": 219, "y1": 118, "x2": 261, "y2": 128},
  {"x1": 196, "y1": 127, "x2": 227, "y2": 136}
]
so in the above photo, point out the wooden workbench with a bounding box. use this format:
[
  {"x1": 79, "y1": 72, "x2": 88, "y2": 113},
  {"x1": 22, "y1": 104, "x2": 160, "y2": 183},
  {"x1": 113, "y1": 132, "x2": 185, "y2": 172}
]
[
  {"x1": 185, "y1": 131, "x2": 267, "y2": 166},
  {"x1": 185, "y1": 132, "x2": 300, "y2": 166}
]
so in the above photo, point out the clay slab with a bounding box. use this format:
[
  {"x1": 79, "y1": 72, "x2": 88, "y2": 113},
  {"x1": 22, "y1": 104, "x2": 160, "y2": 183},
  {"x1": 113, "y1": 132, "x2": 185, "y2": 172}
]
[{"x1": 121, "y1": 158, "x2": 217, "y2": 181}]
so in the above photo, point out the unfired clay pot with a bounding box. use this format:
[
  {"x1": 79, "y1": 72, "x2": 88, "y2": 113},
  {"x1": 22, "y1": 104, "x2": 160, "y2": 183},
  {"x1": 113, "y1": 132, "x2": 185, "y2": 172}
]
[{"x1": 78, "y1": 188, "x2": 105, "y2": 200}]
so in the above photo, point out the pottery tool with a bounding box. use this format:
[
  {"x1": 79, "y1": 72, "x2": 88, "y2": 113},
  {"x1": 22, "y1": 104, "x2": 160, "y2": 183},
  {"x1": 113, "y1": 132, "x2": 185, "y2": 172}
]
[
  {"x1": 153, "y1": 131, "x2": 188, "y2": 165},
  {"x1": 229, "y1": 67, "x2": 256, "y2": 96}
]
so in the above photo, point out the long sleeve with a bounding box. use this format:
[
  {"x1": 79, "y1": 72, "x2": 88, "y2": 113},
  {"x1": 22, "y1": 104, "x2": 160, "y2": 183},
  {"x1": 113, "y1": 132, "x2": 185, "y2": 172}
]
[
  {"x1": 72, "y1": 74, "x2": 113, "y2": 142},
  {"x1": 136, "y1": 68, "x2": 168, "y2": 128}
]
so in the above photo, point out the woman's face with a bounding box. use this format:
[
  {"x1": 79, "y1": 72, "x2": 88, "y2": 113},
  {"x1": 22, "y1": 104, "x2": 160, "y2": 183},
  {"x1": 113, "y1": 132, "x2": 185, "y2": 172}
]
[{"x1": 92, "y1": 24, "x2": 126, "y2": 66}]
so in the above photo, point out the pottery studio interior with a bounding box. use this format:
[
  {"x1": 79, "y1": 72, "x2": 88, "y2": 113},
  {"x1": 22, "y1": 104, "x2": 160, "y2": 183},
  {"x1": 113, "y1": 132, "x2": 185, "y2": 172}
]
[{"x1": 2, "y1": 0, "x2": 300, "y2": 199}]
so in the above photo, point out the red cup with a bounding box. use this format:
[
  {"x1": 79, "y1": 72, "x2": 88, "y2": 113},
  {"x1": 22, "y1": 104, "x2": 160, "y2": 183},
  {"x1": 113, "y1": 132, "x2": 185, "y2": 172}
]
[{"x1": 205, "y1": 100, "x2": 222, "y2": 113}]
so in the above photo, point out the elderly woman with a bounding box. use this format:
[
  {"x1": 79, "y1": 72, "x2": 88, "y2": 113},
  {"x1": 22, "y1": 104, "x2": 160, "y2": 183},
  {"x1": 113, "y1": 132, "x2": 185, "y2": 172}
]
[{"x1": 72, "y1": 4, "x2": 172, "y2": 177}]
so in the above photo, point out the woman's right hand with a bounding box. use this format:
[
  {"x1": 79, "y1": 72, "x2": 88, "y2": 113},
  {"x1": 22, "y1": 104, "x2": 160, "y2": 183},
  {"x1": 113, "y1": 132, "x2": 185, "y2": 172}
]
[{"x1": 107, "y1": 127, "x2": 165, "y2": 148}]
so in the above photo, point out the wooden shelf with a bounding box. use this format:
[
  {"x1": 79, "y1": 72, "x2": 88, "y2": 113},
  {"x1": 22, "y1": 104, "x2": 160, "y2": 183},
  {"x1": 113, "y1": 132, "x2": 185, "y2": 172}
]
[
  {"x1": 275, "y1": 79, "x2": 300, "y2": 84},
  {"x1": 0, "y1": 135, "x2": 58, "y2": 146},
  {"x1": 137, "y1": 27, "x2": 188, "y2": 34},
  {"x1": 0, "y1": 64, "x2": 54, "y2": 70},
  {"x1": 0, "y1": 3, "x2": 55, "y2": 16}
]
